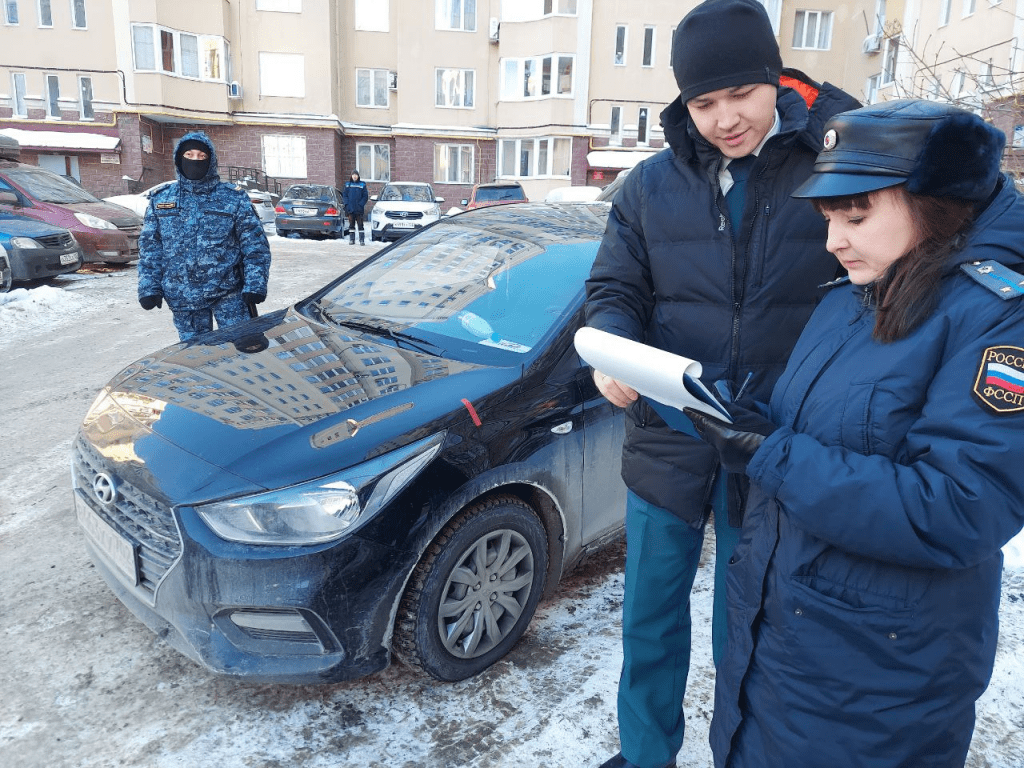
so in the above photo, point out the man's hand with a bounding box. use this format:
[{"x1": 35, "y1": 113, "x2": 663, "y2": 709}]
[{"x1": 593, "y1": 369, "x2": 638, "y2": 408}]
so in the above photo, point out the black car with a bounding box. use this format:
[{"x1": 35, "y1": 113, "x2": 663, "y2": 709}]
[
  {"x1": 0, "y1": 205, "x2": 84, "y2": 291},
  {"x1": 72, "y1": 202, "x2": 626, "y2": 684},
  {"x1": 274, "y1": 184, "x2": 347, "y2": 239}
]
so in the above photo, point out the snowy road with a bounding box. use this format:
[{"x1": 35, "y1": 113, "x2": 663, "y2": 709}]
[{"x1": 1, "y1": 236, "x2": 1022, "y2": 768}]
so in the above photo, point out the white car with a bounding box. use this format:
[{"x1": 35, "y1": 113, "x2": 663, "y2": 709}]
[
  {"x1": 105, "y1": 181, "x2": 277, "y2": 225},
  {"x1": 543, "y1": 186, "x2": 602, "y2": 203},
  {"x1": 369, "y1": 182, "x2": 444, "y2": 242}
]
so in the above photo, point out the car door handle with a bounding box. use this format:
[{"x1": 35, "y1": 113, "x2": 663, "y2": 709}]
[{"x1": 550, "y1": 421, "x2": 573, "y2": 435}]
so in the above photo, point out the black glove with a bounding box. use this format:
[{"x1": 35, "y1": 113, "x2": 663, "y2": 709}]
[
  {"x1": 139, "y1": 294, "x2": 163, "y2": 310},
  {"x1": 684, "y1": 398, "x2": 778, "y2": 474},
  {"x1": 243, "y1": 292, "x2": 266, "y2": 305}
]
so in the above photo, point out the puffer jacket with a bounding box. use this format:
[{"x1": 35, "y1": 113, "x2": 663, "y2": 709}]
[
  {"x1": 584, "y1": 84, "x2": 860, "y2": 525},
  {"x1": 343, "y1": 179, "x2": 368, "y2": 215},
  {"x1": 711, "y1": 178, "x2": 1024, "y2": 767},
  {"x1": 138, "y1": 131, "x2": 271, "y2": 311}
]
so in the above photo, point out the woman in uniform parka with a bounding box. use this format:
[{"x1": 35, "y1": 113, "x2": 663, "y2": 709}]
[{"x1": 686, "y1": 100, "x2": 1024, "y2": 766}]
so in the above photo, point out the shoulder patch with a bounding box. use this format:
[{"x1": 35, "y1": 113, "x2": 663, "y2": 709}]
[
  {"x1": 973, "y1": 345, "x2": 1024, "y2": 415},
  {"x1": 960, "y1": 260, "x2": 1024, "y2": 300},
  {"x1": 155, "y1": 202, "x2": 177, "y2": 209}
]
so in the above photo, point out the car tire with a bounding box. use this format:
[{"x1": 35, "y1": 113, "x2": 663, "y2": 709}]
[
  {"x1": 394, "y1": 494, "x2": 548, "y2": 682},
  {"x1": 0, "y1": 255, "x2": 12, "y2": 293},
  {"x1": 277, "y1": 229, "x2": 289, "y2": 238}
]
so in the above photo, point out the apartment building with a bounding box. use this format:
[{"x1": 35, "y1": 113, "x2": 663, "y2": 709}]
[{"x1": 1, "y1": 0, "x2": 1019, "y2": 205}]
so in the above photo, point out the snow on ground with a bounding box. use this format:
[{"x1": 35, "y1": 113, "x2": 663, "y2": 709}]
[{"x1": 1, "y1": 246, "x2": 1022, "y2": 768}]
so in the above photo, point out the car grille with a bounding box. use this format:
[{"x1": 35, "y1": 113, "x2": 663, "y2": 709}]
[
  {"x1": 117, "y1": 224, "x2": 143, "y2": 236},
  {"x1": 384, "y1": 210, "x2": 424, "y2": 220},
  {"x1": 72, "y1": 436, "x2": 181, "y2": 597},
  {"x1": 35, "y1": 232, "x2": 76, "y2": 249}
]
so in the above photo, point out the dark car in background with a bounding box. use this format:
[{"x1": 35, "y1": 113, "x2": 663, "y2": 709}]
[
  {"x1": 274, "y1": 184, "x2": 347, "y2": 239},
  {"x1": 72, "y1": 201, "x2": 626, "y2": 684},
  {"x1": 0, "y1": 161, "x2": 142, "y2": 264},
  {"x1": 461, "y1": 181, "x2": 529, "y2": 210},
  {"x1": 0, "y1": 206, "x2": 84, "y2": 291}
]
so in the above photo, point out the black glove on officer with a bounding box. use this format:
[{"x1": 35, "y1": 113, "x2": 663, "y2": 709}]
[
  {"x1": 684, "y1": 397, "x2": 778, "y2": 474},
  {"x1": 243, "y1": 292, "x2": 266, "y2": 305},
  {"x1": 139, "y1": 294, "x2": 163, "y2": 310}
]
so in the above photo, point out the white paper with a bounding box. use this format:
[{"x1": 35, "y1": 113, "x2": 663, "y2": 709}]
[{"x1": 574, "y1": 327, "x2": 731, "y2": 422}]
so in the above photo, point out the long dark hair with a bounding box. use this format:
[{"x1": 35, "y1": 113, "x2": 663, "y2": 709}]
[{"x1": 814, "y1": 187, "x2": 976, "y2": 343}]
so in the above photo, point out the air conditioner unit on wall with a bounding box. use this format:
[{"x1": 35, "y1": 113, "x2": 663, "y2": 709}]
[
  {"x1": 388, "y1": 71, "x2": 398, "y2": 91},
  {"x1": 862, "y1": 33, "x2": 882, "y2": 54},
  {"x1": 489, "y1": 18, "x2": 499, "y2": 42},
  {"x1": 228, "y1": 81, "x2": 243, "y2": 99}
]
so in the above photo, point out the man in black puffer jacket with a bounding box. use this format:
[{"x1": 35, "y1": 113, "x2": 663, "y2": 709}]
[{"x1": 584, "y1": 1, "x2": 859, "y2": 767}]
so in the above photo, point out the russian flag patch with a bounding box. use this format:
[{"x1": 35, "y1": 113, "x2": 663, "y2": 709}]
[{"x1": 973, "y1": 345, "x2": 1024, "y2": 414}]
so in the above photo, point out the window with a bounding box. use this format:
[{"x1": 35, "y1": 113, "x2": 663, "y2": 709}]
[
  {"x1": 70, "y1": 0, "x2": 85, "y2": 28},
  {"x1": 4, "y1": 0, "x2": 17, "y2": 24},
  {"x1": 642, "y1": 26, "x2": 655, "y2": 67},
  {"x1": 132, "y1": 24, "x2": 155, "y2": 70},
  {"x1": 500, "y1": 55, "x2": 573, "y2": 100},
  {"x1": 46, "y1": 73, "x2": 59, "y2": 118},
  {"x1": 610, "y1": 106, "x2": 622, "y2": 144},
  {"x1": 952, "y1": 69, "x2": 966, "y2": 96},
  {"x1": 355, "y1": 0, "x2": 388, "y2": 31},
  {"x1": 864, "y1": 73, "x2": 880, "y2": 104},
  {"x1": 435, "y1": 144, "x2": 473, "y2": 184},
  {"x1": 37, "y1": 0, "x2": 50, "y2": 26},
  {"x1": 256, "y1": 0, "x2": 301, "y2": 11},
  {"x1": 872, "y1": 0, "x2": 886, "y2": 33},
  {"x1": 543, "y1": 0, "x2": 576, "y2": 14},
  {"x1": 1013, "y1": 126, "x2": 1024, "y2": 149},
  {"x1": 357, "y1": 143, "x2": 391, "y2": 181},
  {"x1": 614, "y1": 25, "x2": 627, "y2": 65},
  {"x1": 262, "y1": 134, "x2": 307, "y2": 178},
  {"x1": 436, "y1": 0, "x2": 475, "y2": 31},
  {"x1": 181, "y1": 33, "x2": 200, "y2": 78},
  {"x1": 435, "y1": 68, "x2": 475, "y2": 108},
  {"x1": 357, "y1": 68, "x2": 389, "y2": 107},
  {"x1": 260, "y1": 52, "x2": 305, "y2": 97},
  {"x1": 881, "y1": 36, "x2": 899, "y2": 85},
  {"x1": 759, "y1": 0, "x2": 781, "y2": 33},
  {"x1": 498, "y1": 137, "x2": 571, "y2": 177},
  {"x1": 637, "y1": 107, "x2": 649, "y2": 144},
  {"x1": 202, "y1": 38, "x2": 223, "y2": 80},
  {"x1": 939, "y1": 0, "x2": 951, "y2": 25},
  {"x1": 980, "y1": 60, "x2": 995, "y2": 89},
  {"x1": 792, "y1": 10, "x2": 832, "y2": 50},
  {"x1": 11, "y1": 72, "x2": 26, "y2": 116},
  {"x1": 160, "y1": 29, "x2": 175, "y2": 72},
  {"x1": 78, "y1": 76, "x2": 93, "y2": 119},
  {"x1": 963, "y1": 0, "x2": 976, "y2": 14}
]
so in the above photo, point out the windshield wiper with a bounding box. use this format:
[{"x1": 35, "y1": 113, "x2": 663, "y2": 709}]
[{"x1": 313, "y1": 307, "x2": 445, "y2": 357}]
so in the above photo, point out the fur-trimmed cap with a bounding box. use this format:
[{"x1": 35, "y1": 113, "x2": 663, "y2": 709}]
[{"x1": 792, "y1": 99, "x2": 1006, "y2": 201}]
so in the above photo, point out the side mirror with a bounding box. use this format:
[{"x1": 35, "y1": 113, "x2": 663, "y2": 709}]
[
  {"x1": 435, "y1": 197, "x2": 445, "y2": 203},
  {"x1": 460, "y1": 199, "x2": 468, "y2": 207},
  {"x1": 0, "y1": 190, "x2": 19, "y2": 205},
  {"x1": 370, "y1": 195, "x2": 378, "y2": 202}
]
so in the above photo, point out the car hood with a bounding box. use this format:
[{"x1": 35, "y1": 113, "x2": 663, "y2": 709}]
[
  {"x1": 67, "y1": 201, "x2": 142, "y2": 227},
  {"x1": 373, "y1": 201, "x2": 437, "y2": 212},
  {"x1": 85, "y1": 307, "x2": 520, "y2": 502},
  {"x1": 0, "y1": 213, "x2": 67, "y2": 238}
]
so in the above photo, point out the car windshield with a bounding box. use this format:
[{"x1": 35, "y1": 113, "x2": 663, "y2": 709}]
[
  {"x1": 3, "y1": 168, "x2": 99, "y2": 204},
  {"x1": 284, "y1": 185, "x2": 332, "y2": 201},
  {"x1": 380, "y1": 185, "x2": 434, "y2": 203},
  {"x1": 301, "y1": 206, "x2": 607, "y2": 363},
  {"x1": 475, "y1": 186, "x2": 525, "y2": 203}
]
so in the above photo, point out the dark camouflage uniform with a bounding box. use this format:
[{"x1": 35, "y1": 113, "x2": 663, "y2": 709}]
[{"x1": 138, "y1": 131, "x2": 271, "y2": 341}]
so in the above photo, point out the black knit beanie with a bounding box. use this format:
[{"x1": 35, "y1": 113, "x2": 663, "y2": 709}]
[
  {"x1": 672, "y1": 0, "x2": 782, "y2": 104},
  {"x1": 175, "y1": 139, "x2": 209, "y2": 161}
]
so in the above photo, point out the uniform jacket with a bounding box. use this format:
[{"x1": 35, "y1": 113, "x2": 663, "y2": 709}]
[
  {"x1": 584, "y1": 84, "x2": 859, "y2": 525},
  {"x1": 138, "y1": 131, "x2": 271, "y2": 311},
  {"x1": 342, "y1": 179, "x2": 369, "y2": 215},
  {"x1": 711, "y1": 178, "x2": 1024, "y2": 767}
]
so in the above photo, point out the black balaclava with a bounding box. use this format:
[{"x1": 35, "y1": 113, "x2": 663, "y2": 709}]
[
  {"x1": 672, "y1": 0, "x2": 782, "y2": 104},
  {"x1": 177, "y1": 138, "x2": 212, "y2": 181}
]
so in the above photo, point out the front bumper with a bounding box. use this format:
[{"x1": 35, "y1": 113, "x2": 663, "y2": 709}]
[
  {"x1": 372, "y1": 220, "x2": 428, "y2": 241},
  {"x1": 8, "y1": 243, "x2": 83, "y2": 280},
  {"x1": 76, "y1": 227, "x2": 140, "y2": 264}
]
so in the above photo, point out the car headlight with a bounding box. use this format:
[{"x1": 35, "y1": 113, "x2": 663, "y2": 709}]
[
  {"x1": 10, "y1": 236, "x2": 42, "y2": 249},
  {"x1": 427, "y1": 205, "x2": 441, "y2": 217},
  {"x1": 74, "y1": 212, "x2": 118, "y2": 230},
  {"x1": 195, "y1": 432, "x2": 446, "y2": 545}
]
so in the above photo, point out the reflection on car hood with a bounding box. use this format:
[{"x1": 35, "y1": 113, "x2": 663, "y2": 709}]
[
  {"x1": 0, "y1": 212, "x2": 68, "y2": 238},
  {"x1": 68, "y1": 201, "x2": 142, "y2": 227},
  {"x1": 93, "y1": 307, "x2": 519, "y2": 496}
]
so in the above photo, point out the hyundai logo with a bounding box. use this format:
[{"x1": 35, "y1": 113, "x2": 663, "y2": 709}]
[
  {"x1": 92, "y1": 472, "x2": 118, "y2": 507},
  {"x1": 396, "y1": 211, "x2": 409, "y2": 218}
]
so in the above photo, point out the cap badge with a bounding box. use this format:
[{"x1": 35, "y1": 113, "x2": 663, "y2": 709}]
[{"x1": 823, "y1": 129, "x2": 838, "y2": 151}]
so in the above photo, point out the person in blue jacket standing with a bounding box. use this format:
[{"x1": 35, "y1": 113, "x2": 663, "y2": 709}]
[
  {"x1": 343, "y1": 170, "x2": 368, "y2": 245},
  {"x1": 138, "y1": 131, "x2": 271, "y2": 341},
  {"x1": 686, "y1": 100, "x2": 1024, "y2": 767}
]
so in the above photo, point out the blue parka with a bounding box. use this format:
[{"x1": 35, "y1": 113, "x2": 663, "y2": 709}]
[
  {"x1": 138, "y1": 132, "x2": 270, "y2": 311},
  {"x1": 342, "y1": 177, "x2": 368, "y2": 215},
  {"x1": 584, "y1": 84, "x2": 859, "y2": 526},
  {"x1": 711, "y1": 178, "x2": 1024, "y2": 767}
]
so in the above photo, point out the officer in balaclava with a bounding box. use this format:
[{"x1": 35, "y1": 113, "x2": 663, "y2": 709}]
[{"x1": 138, "y1": 131, "x2": 271, "y2": 341}]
